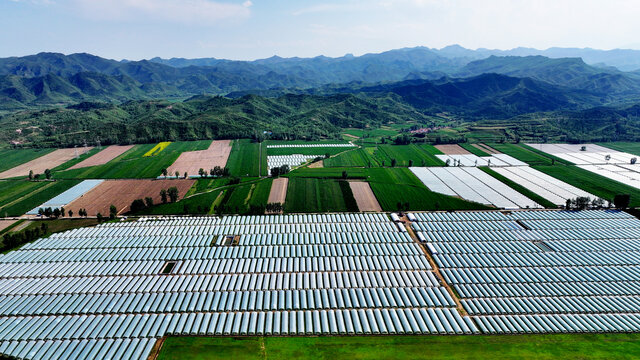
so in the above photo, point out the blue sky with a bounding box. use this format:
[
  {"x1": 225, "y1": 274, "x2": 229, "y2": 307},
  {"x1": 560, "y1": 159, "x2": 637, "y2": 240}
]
[{"x1": 2, "y1": 0, "x2": 640, "y2": 60}]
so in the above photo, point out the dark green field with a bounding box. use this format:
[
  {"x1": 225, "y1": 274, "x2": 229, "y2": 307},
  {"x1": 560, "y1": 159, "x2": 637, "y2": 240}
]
[
  {"x1": 376, "y1": 144, "x2": 445, "y2": 167},
  {"x1": 0, "y1": 181, "x2": 49, "y2": 208},
  {"x1": 53, "y1": 141, "x2": 211, "y2": 179},
  {"x1": 459, "y1": 143, "x2": 490, "y2": 156},
  {"x1": 0, "y1": 180, "x2": 81, "y2": 217},
  {"x1": 324, "y1": 148, "x2": 370, "y2": 167},
  {"x1": 227, "y1": 140, "x2": 261, "y2": 177},
  {"x1": 534, "y1": 165, "x2": 640, "y2": 207},
  {"x1": 157, "y1": 334, "x2": 640, "y2": 360},
  {"x1": 367, "y1": 168, "x2": 489, "y2": 211},
  {"x1": 0, "y1": 148, "x2": 56, "y2": 173},
  {"x1": 598, "y1": 142, "x2": 640, "y2": 156},
  {"x1": 285, "y1": 177, "x2": 356, "y2": 213}
]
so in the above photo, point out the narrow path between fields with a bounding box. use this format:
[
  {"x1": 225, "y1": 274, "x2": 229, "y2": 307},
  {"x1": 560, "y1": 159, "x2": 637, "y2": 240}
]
[{"x1": 401, "y1": 215, "x2": 467, "y2": 316}]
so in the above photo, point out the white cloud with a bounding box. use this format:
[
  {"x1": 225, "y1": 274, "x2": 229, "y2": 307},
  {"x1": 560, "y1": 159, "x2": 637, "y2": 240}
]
[{"x1": 71, "y1": 0, "x2": 251, "y2": 24}]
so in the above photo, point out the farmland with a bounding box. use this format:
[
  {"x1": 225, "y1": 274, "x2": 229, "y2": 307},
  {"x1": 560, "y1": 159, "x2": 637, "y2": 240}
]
[
  {"x1": 64, "y1": 179, "x2": 195, "y2": 216},
  {"x1": 53, "y1": 141, "x2": 211, "y2": 179},
  {"x1": 323, "y1": 148, "x2": 370, "y2": 167},
  {"x1": 284, "y1": 177, "x2": 358, "y2": 213},
  {"x1": 166, "y1": 140, "x2": 231, "y2": 176},
  {"x1": 68, "y1": 145, "x2": 135, "y2": 170},
  {"x1": 0, "y1": 148, "x2": 55, "y2": 173},
  {"x1": 227, "y1": 140, "x2": 261, "y2": 177},
  {"x1": 158, "y1": 334, "x2": 640, "y2": 360},
  {"x1": 487, "y1": 143, "x2": 560, "y2": 165},
  {"x1": 0, "y1": 147, "x2": 92, "y2": 179},
  {"x1": 0, "y1": 180, "x2": 81, "y2": 216},
  {"x1": 144, "y1": 142, "x2": 171, "y2": 157}
]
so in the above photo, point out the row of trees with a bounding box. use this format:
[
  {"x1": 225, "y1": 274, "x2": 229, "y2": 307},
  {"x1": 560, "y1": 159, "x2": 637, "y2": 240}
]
[
  {"x1": 266, "y1": 202, "x2": 284, "y2": 213},
  {"x1": 564, "y1": 194, "x2": 630, "y2": 210},
  {"x1": 28, "y1": 169, "x2": 52, "y2": 181},
  {"x1": 37, "y1": 207, "x2": 88, "y2": 218},
  {"x1": 2, "y1": 223, "x2": 48, "y2": 252},
  {"x1": 270, "y1": 165, "x2": 290, "y2": 177},
  {"x1": 160, "y1": 167, "x2": 230, "y2": 179}
]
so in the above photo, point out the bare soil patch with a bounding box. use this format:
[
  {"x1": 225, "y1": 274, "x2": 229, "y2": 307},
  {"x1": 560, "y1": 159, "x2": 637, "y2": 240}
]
[
  {"x1": 0, "y1": 220, "x2": 17, "y2": 233},
  {"x1": 349, "y1": 181, "x2": 382, "y2": 212},
  {"x1": 167, "y1": 140, "x2": 232, "y2": 176},
  {"x1": 434, "y1": 144, "x2": 471, "y2": 155},
  {"x1": 66, "y1": 179, "x2": 194, "y2": 216},
  {"x1": 343, "y1": 134, "x2": 359, "y2": 139},
  {"x1": 267, "y1": 177, "x2": 288, "y2": 205},
  {"x1": 0, "y1": 147, "x2": 93, "y2": 179},
  {"x1": 474, "y1": 143, "x2": 500, "y2": 154},
  {"x1": 69, "y1": 145, "x2": 134, "y2": 170},
  {"x1": 307, "y1": 161, "x2": 324, "y2": 168}
]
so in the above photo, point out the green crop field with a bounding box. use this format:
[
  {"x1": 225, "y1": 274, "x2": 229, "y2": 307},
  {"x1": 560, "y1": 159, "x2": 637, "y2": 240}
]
[
  {"x1": 324, "y1": 148, "x2": 370, "y2": 167},
  {"x1": 0, "y1": 148, "x2": 56, "y2": 173},
  {"x1": 534, "y1": 165, "x2": 640, "y2": 207},
  {"x1": 598, "y1": 141, "x2": 640, "y2": 156},
  {"x1": 285, "y1": 178, "x2": 354, "y2": 213},
  {"x1": 158, "y1": 334, "x2": 640, "y2": 360},
  {"x1": 0, "y1": 181, "x2": 49, "y2": 208},
  {"x1": 376, "y1": 145, "x2": 445, "y2": 167},
  {"x1": 287, "y1": 167, "x2": 368, "y2": 179},
  {"x1": 0, "y1": 180, "x2": 81, "y2": 217},
  {"x1": 52, "y1": 141, "x2": 211, "y2": 179},
  {"x1": 227, "y1": 140, "x2": 261, "y2": 177},
  {"x1": 367, "y1": 168, "x2": 489, "y2": 211}
]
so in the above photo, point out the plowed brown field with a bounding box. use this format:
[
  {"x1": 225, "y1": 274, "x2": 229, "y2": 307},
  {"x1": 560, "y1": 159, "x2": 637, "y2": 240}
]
[
  {"x1": 434, "y1": 144, "x2": 470, "y2": 155},
  {"x1": 349, "y1": 181, "x2": 382, "y2": 212},
  {"x1": 68, "y1": 145, "x2": 134, "y2": 170},
  {"x1": 0, "y1": 147, "x2": 93, "y2": 179},
  {"x1": 267, "y1": 178, "x2": 288, "y2": 204},
  {"x1": 167, "y1": 140, "x2": 232, "y2": 176},
  {"x1": 66, "y1": 179, "x2": 194, "y2": 216},
  {"x1": 0, "y1": 220, "x2": 17, "y2": 233}
]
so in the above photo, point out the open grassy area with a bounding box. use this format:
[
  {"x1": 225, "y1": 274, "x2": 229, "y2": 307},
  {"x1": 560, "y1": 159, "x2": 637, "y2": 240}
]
[
  {"x1": 480, "y1": 167, "x2": 557, "y2": 209},
  {"x1": 53, "y1": 141, "x2": 211, "y2": 179},
  {"x1": 285, "y1": 178, "x2": 355, "y2": 213},
  {"x1": 227, "y1": 140, "x2": 261, "y2": 177},
  {"x1": 534, "y1": 165, "x2": 640, "y2": 207},
  {"x1": 158, "y1": 334, "x2": 640, "y2": 360},
  {"x1": 367, "y1": 168, "x2": 489, "y2": 211},
  {"x1": 0, "y1": 148, "x2": 56, "y2": 173},
  {"x1": 0, "y1": 180, "x2": 81, "y2": 217}
]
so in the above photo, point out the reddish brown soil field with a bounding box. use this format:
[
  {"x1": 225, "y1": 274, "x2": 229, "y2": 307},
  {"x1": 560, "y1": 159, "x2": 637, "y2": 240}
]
[
  {"x1": 66, "y1": 179, "x2": 194, "y2": 216},
  {"x1": 474, "y1": 143, "x2": 500, "y2": 154},
  {"x1": 349, "y1": 181, "x2": 382, "y2": 212},
  {"x1": 267, "y1": 178, "x2": 288, "y2": 204},
  {"x1": 434, "y1": 144, "x2": 471, "y2": 155},
  {"x1": 68, "y1": 145, "x2": 134, "y2": 170},
  {"x1": 167, "y1": 140, "x2": 232, "y2": 176},
  {"x1": 0, "y1": 220, "x2": 17, "y2": 233},
  {"x1": 0, "y1": 147, "x2": 93, "y2": 179}
]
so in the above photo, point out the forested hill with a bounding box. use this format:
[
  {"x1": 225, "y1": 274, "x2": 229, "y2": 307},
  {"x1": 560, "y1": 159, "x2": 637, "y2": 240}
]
[{"x1": 3, "y1": 49, "x2": 640, "y2": 111}]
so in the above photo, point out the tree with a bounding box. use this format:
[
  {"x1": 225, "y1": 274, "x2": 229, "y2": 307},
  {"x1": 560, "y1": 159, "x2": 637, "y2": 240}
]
[
  {"x1": 44, "y1": 169, "x2": 52, "y2": 180},
  {"x1": 145, "y1": 197, "x2": 154, "y2": 208},
  {"x1": 391, "y1": 158, "x2": 397, "y2": 167},
  {"x1": 325, "y1": 153, "x2": 331, "y2": 159},
  {"x1": 28, "y1": 170, "x2": 33, "y2": 180},
  {"x1": 175, "y1": 171, "x2": 180, "y2": 178},
  {"x1": 34, "y1": 174, "x2": 40, "y2": 180},
  {"x1": 161, "y1": 168, "x2": 168, "y2": 177},
  {"x1": 184, "y1": 172, "x2": 188, "y2": 179},
  {"x1": 408, "y1": 160, "x2": 413, "y2": 167},
  {"x1": 53, "y1": 208, "x2": 61, "y2": 218},
  {"x1": 198, "y1": 168, "x2": 205, "y2": 178},
  {"x1": 43, "y1": 207, "x2": 53, "y2": 218},
  {"x1": 160, "y1": 189, "x2": 168, "y2": 204},
  {"x1": 342, "y1": 171, "x2": 348, "y2": 179},
  {"x1": 614, "y1": 194, "x2": 631, "y2": 209},
  {"x1": 68, "y1": 209, "x2": 74, "y2": 217},
  {"x1": 96, "y1": 213, "x2": 104, "y2": 223},
  {"x1": 37, "y1": 208, "x2": 44, "y2": 216},
  {"x1": 130, "y1": 199, "x2": 146, "y2": 212},
  {"x1": 168, "y1": 187, "x2": 179, "y2": 203},
  {"x1": 270, "y1": 167, "x2": 281, "y2": 177},
  {"x1": 575, "y1": 197, "x2": 590, "y2": 210},
  {"x1": 109, "y1": 205, "x2": 117, "y2": 219},
  {"x1": 60, "y1": 207, "x2": 65, "y2": 217},
  {"x1": 565, "y1": 198, "x2": 573, "y2": 210}
]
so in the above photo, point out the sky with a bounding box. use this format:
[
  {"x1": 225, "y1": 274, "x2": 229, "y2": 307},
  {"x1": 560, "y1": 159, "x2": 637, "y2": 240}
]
[{"x1": 2, "y1": 0, "x2": 640, "y2": 60}]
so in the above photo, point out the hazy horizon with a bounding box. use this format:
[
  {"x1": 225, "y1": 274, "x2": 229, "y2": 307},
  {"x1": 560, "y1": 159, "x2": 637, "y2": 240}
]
[{"x1": 2, "y1": 0, "x2": 640, "y2": 61}]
